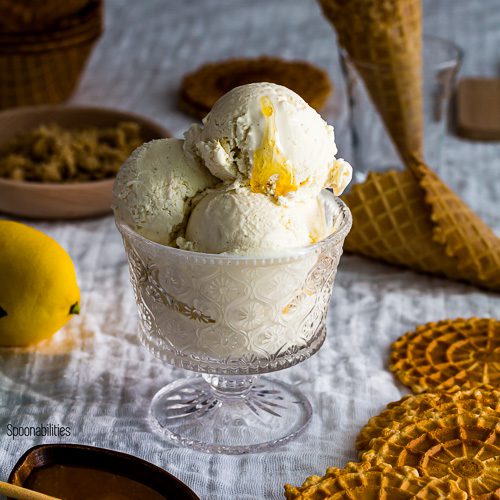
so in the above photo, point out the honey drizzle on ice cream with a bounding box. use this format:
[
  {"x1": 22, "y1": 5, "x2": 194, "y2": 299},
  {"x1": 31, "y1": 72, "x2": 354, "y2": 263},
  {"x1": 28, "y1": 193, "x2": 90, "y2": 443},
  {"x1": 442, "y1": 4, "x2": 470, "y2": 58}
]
[{"x1": 251, "y1": 96, "x2": 298, "y2": 198}]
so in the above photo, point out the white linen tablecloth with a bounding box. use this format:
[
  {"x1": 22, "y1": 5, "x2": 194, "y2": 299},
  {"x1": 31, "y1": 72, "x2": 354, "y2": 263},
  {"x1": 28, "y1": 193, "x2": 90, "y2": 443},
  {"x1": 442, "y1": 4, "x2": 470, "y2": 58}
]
[{"x1": 1, "y1": 1, "x2": 499, "y2": 498}]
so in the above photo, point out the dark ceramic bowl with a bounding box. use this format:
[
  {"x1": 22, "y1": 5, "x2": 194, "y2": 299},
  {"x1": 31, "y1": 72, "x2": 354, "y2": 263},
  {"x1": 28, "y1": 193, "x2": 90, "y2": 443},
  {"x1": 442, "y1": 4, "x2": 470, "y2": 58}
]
[{"x1": 8, "y1": 444, "x2": 199, "y2": 500}]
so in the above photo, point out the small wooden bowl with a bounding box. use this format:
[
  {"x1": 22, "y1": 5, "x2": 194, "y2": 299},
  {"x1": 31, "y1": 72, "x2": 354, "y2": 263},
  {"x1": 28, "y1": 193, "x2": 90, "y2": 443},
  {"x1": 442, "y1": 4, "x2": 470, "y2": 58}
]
[
  {"x1": 8, "y1": 444, "x2": 199, "y2": 499},
  {"x1": 0, "y1": 105, "x2": 169, "y2": 219}
]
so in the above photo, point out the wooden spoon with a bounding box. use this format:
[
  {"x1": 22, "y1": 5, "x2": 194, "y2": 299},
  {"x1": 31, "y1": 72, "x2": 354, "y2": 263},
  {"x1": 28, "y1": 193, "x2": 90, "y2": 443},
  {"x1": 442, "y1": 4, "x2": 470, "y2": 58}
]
[{"x1": 0, "y1": 481, "x2": 61, "y2": 500}]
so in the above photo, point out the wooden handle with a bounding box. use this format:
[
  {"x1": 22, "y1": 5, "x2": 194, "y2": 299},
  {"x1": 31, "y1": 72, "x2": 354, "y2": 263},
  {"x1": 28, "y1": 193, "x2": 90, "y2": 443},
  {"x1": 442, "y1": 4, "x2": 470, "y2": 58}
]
[{"x1": 0, "y1": 481, "x2": 61, "y2": 500}]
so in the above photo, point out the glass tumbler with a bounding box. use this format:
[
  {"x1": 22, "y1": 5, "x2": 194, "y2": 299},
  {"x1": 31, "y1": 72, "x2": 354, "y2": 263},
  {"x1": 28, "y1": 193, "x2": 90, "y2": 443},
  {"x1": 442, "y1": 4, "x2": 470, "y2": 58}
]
[
  {"x1": 340, "y1": 35, "x2": 462, "y2": 183},
  {"x1": 116, "y1": 191, "x2": 352, "y2": 454}
]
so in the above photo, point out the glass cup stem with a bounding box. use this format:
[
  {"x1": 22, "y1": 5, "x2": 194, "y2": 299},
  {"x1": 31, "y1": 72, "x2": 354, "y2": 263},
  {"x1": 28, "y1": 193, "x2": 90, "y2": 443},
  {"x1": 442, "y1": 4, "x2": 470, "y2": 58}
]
[{"x1": 202, "y1": 374, "x2": 256, "y2": 398}]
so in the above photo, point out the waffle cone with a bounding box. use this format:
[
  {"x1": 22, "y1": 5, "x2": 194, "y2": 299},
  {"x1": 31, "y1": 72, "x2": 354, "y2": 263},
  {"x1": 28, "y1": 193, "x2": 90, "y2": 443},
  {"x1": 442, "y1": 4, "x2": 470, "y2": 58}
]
[
  {"x1": 318, "y1": 0, "x2": 423, "y2": 166},
  {"x1": 342, "y1": 162, "x2": 500, "y2": 290},
  {"x1": 319, "y1": 0, "x2": 500, "y2": 287},
  {"x1": 412, "y1": 162, "x2": 500, "y2": 289},
  {"x1": 0, "y1": 0, "x2": 92, "y2": 33},
  {"x1": 0, "y1": 1, "x2": 102, "y2": 109},
  {"x1": 284, "y1": 462, "x2": 466, "y2": 499}
]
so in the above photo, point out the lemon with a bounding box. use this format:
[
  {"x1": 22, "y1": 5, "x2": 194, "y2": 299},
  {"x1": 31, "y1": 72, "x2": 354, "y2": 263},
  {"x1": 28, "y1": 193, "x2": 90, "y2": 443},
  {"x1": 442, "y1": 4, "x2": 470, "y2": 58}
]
[{"x1": 0, "y1": 221, "x2": 80, "y2": 347}]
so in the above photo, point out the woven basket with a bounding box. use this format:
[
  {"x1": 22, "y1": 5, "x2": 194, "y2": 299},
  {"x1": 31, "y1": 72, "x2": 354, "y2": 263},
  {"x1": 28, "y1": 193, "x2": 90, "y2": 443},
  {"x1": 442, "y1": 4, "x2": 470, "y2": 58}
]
[
  {"x1": 0, "y1": 1, "x2": 102, "y2": 109},
  {"x1": 0, "y1": 0, "x2": 93, "y2": 33}
]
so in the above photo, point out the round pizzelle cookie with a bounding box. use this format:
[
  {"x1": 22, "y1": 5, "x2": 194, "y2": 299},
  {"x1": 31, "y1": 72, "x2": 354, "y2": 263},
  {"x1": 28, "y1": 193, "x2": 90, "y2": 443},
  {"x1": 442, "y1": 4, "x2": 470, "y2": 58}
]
[
  {"x1": 178, "y1": 56, "x2": 332, "y2": 119},
  {"x1": 284, "y1": 461, "x2": 466, "y2": 499},
  {"x1": 389, "y1": 317, "x2": 499, "y2": 393},
  {"x1": 356, "y1": 387, "x2": 500, "y2": 452},
  {"x1": 361, "y1": 410, "x2": 500, "y2": 499}
]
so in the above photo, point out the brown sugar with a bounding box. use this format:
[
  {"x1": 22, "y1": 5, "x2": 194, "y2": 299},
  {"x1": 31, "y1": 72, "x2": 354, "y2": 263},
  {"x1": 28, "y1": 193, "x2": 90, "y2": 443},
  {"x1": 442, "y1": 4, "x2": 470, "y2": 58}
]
[{"x1": 0, "y1": 121, "x2": 143, "y2": 182}]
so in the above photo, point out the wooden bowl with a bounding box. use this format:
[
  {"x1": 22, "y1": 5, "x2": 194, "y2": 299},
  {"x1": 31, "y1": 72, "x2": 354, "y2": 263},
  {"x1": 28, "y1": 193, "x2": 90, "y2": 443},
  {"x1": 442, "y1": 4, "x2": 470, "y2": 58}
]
[
  {"x1": 0, "y1": 105, "x2": 169, "y2": 219},
  {"x1": 8, "y1": 444, "x2": 199, "y2": 499}
]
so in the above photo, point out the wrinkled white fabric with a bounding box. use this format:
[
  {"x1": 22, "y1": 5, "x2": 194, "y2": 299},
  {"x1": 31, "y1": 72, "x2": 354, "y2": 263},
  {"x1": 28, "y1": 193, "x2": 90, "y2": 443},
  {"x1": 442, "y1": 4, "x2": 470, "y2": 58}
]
[{"x1": 0, "y1": 1, "x2": 499, "y2": 499}]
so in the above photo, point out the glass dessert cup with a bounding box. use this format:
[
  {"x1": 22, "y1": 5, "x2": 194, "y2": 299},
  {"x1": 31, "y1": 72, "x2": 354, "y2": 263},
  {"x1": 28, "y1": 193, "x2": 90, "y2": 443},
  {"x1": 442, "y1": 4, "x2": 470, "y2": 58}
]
[{"x1": 116, "y1": 191, "x2": 352, "y2": 454}]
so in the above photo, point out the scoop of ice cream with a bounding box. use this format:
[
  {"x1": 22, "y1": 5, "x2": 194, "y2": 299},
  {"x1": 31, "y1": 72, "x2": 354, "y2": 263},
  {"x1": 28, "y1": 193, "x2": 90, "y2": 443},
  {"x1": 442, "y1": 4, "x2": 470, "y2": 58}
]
[
  {"x1": 184, "y1": 82, "x2": 352, "y2": 202},
  {"x1": 179, "y1": 186, "x2": 329, "y2": 254},
  {"x1": 113, "y1": 138, "x2": 217, "y2": 244}
]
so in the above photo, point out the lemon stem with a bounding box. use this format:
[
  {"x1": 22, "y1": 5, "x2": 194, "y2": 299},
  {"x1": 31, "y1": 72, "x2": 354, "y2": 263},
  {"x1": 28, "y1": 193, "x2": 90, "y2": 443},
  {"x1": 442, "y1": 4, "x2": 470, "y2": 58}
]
[{"x1": 69, "y1": 302, "x2": 80, "y2": 315}]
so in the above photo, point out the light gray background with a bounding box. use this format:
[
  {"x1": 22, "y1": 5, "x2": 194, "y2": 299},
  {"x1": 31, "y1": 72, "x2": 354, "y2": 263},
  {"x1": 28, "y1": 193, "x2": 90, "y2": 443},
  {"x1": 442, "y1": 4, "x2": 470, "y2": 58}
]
[{"x1": 0, "y1": 1, "x2": 499, "y2": 499}]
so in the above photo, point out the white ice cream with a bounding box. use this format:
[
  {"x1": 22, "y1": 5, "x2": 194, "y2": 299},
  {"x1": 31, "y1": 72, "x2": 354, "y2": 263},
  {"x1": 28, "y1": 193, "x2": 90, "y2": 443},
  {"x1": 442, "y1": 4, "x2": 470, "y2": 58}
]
[
  {"x1": 127, "y1": 190, "x2": 346, "y2": 361},
  {"x1": 112, "y1": 138, "x2": 216, "y2": 245},
  {"x1": 328, "y1": 158, "x2": 353, "y2": 196},
  {"x1": 114, "y1": 84, "x2": 352, "y2": 362},
  {"x1": 179, "y1": 186, "x2": 329, "y2": 254},
  {"x1": 184, "y1": 82, "x2": 352, "y2": 203}
]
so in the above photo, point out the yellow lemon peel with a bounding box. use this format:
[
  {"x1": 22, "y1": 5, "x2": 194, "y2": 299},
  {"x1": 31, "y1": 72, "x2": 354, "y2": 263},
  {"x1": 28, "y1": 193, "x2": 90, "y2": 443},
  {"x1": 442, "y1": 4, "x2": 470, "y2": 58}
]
[{"x1": 0, "y1": 221, "x2": 80, "y2": 347}]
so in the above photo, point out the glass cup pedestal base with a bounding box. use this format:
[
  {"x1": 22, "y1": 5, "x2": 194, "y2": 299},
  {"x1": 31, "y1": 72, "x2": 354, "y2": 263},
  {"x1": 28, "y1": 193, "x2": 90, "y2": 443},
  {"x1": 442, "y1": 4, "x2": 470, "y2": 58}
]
[{"x1": 148, "y1": 375, "x2": 312, "y2": 455}]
